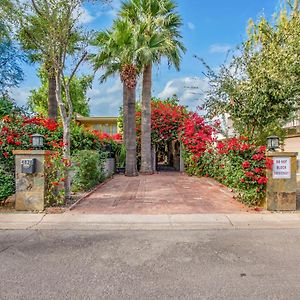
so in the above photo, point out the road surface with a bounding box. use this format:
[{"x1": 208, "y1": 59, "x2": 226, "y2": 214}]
[{"x1": 1, "y1": 229, "x2": 300, "y2": 299}]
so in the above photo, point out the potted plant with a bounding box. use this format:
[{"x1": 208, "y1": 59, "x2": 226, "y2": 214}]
[{"x1": 115, "y1": 143, "x2": 126, "y2": 174}]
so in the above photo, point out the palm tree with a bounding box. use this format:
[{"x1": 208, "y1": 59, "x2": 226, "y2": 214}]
[
  {"x1": 91, "y1": 18, "x2": 138, "y2": 176},
  {"x1": 120, "y1": 0, "x2": 186, "y2": 174}
]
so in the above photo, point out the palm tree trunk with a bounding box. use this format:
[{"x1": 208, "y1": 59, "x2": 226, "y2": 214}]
[
  {"x1": 140, "y1": 63, "x2": 153, "y2": 174},
  {"x1": 48, "y1": 72, "x2": 58, "y2": 120},
  {"x1": 123, "y1": 82, "x2": 128, "y2": 147},
  {"x1": 125, "y1": 85, "x2": 138, "y2": 176}
]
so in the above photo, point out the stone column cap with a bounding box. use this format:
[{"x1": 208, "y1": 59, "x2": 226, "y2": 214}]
[
  {"x1": 12, "y1": 150, "x2": 52, "y2": 155},
  {"x1": 266, "y1": 151, "x2": 298, "y2": 157}
]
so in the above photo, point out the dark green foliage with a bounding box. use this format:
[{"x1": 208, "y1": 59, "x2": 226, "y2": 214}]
[
  {"x1": 0, "y1": 166, "x2": 14, "y2": 202},
  {"x1": 72, "y1": 150, "x2": 107, "y2": 192},
  {"x1": 0, "y1": 96, "x2": 14, "y2": 118}
]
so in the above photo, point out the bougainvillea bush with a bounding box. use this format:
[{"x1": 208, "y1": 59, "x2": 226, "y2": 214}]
[
  {"x1": 0, "y1": 112, "x2": 122, "y2": 204},
  {"x1": 135, "y1": 97, "x2": 189, "y2": 146},
  {"x1": 183, "y1": 136, "x2": 271, "y2": 206},
  {"x1": 136, "y1": 97, "x2": 269, "y2": 206}
]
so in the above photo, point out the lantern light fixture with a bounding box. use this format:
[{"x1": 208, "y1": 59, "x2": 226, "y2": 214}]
[
  {"x1": 267, "y1": 135, "x2": 279, "y2": 152},
  {"x1": 32, "y1": 133, "x2": 44, "y2": 149}
]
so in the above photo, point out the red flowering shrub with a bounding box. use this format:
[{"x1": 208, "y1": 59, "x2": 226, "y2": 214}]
[
  {"x1": 0, "y1": 114, "x2": 63, "y2": 171},
  {"x1": 90, "y1": 130, "x2": 122, "y2": 142},
  {"x1": 135, "y1": 98, "x2": 189, "y2": 147},
  {"x1": 184, "y1": 136, "x2": 269, "y2": 206},
  {"x1": 180, "y1": 112, "x2": 215, "y2": 158},
  {"x1": 0, "y1": 113, "x2": 120, "y2": 203}
]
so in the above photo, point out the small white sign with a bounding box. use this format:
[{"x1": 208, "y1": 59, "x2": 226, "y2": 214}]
[{"x1": 272, "y1": 157, "x2": 291, "y2": 179}]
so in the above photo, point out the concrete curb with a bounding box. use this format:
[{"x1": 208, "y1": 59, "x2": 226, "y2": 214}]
[{"x1": 1, "y1": 213, "x2": 300, "y2": 230}]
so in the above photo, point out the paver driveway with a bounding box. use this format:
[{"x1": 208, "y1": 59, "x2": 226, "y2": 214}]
[{"x1": 71, "y1": 172, "x2": 250, "y2": 214}]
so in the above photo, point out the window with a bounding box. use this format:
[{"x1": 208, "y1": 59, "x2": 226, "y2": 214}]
[{"x1": 111, "y1": 125, "x2": 117, "y2": 134}]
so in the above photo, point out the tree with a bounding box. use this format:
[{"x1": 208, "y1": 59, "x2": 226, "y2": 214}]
[
  {"x1": 0, "y1": 39, "x2": 24, "y2": 95},
  {"x1": 203, "y1": 0, "x2": 300, "y2": 144},
  {"x1": 91, "y1": 18, "x2": 139, "y2": 176},
  {"x1": 1, "y1": 0, "x2": 58, "y2": 119},
  {"x1": 28, "y1": 67, "x2": 92, "y2": 117},
  {"x1": 15, "y1": 0, "x2": 112, "y2": 120},
  {"x1": 0, "y1": 0, "x2": 14, "y2": 42},
  {"x1": 0, "y1": 1, "x2": 24, "y2": 95},
  {"x1": 120, "y1": 0, "x2": 186, "y2": 174},
  {"x1": 15, "y1": 0, "x2": 89, "y2": 200}
]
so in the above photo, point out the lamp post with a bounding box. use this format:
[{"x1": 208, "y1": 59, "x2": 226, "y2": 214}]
[
  {"x1": 32, "y1": 133, "x2": 44, "y2": 149},
  {"x1": 267, "y1": 135, "x2": 279, "y2": 152}
]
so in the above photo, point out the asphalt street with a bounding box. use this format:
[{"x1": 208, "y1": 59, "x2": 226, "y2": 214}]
[{"x1": 1, "y1": 229, "x2": 300, "y2": 300}]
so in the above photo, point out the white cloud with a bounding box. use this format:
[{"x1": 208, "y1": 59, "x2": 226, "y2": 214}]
[
  {"x1": 106, "y1": 79, "x2": 122, "y2": 94},
  {"x1": 187, "y1": 22, "x2": 195, "y2": 30},
  {"x1": 87, "y1": 78, "x2": 123, "y2": 116},
  {"x1": 77, "y1": 7, "x2": 95, "y2": 24},
  {"x1": 10, "y1": 86, "x2": 33, "y2": 108},
  {"x1": 158, "y1": 77, "x2": 210, "y2": 111},
  {"x1": 209, "y1": 44, "x2": 231, "y2": 54}
]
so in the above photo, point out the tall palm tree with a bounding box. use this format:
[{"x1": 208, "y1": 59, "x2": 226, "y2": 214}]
[
  {"x1": 120, "y1": 0, "x2": 186, "y2": 174},
  {"x1": 91, "y1": 18, "x2": 139, "y2": 176}
]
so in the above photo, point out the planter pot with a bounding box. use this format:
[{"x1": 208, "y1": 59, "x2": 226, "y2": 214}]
[
  {"x1": 103, "y1": 157, "x2": 115, "y2": 177},
  {"x1": 116, "y1": 167, "x2": 125, "y2": 174}
]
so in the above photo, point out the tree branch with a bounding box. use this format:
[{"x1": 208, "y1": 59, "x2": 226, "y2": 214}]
[{"x1": 68, "y1": 51, "x2": 88, "y2": 84}]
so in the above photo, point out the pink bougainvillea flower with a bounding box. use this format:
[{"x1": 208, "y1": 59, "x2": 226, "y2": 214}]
[
  {"x1": 245, "y1": 171, "x2": 254, "y2": 178},
  {"x1": 257, "y1": 177, "x2": 268, "y2": 185},
  {"x1": 265, "y1": 158, "x2": 273, "y2": 170},
  {"x1": 257, "y1": 145, "x2": 267, "y2": 153},
  {"x1": 252, "y1": 153, "x2": 265, "y2": 161},
  {"x1": 242, "y1": 161, "x2": 251, "y2": 169},
  {"x1": 254, "y1": 167, "x2": 262, "y2": 173}
]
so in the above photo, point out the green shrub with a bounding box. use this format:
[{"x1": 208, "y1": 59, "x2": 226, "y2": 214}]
[
  {"x1": 72, "y1": 150, "x2": 107, "y2": 192},
  {"x1": 0, "y1": 165, "x2": 14, "y2": 202}
]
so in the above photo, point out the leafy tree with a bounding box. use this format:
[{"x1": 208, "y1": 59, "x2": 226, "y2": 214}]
[
  {"x1": 203, "y1": 0, "x2": 300, "y2": 145},
  {"x1": 91, "y1": 18, "x2": 139, "y2": 176},
  {"x1": 120, "y1": 0, "x2": 186, "y2": 174},
  {"x1": 28, "y1": 67, "x2": 92, "y2": 117},
  {"x1": 0, "y1": 39, "x2": 24, "y2": 95},
  {"x1": 0, "y1": 0, "x2": 14, "y2": 41},
  {"x1": 12, "y1": 0, "x2": 85, "y2": 120},
  {"x1": 14, "y1": 0, "x2": 89, "y2": 200}
]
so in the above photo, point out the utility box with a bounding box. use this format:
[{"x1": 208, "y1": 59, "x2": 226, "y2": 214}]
[
  {"x1": 13, "y1": 150, "x2": 48, "y2": 211},
  {"x1": 266, "y1": 152, "x2": 297, "y2": 211}
]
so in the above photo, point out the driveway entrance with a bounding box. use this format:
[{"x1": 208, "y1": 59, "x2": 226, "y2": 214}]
[{"x1": 71, "y1": 173, "x2": 249, "y2": 214}]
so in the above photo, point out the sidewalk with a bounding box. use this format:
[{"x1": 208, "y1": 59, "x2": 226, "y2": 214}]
[{"x1": 1, "y1": 212, "x2": 300, "y2": 230}]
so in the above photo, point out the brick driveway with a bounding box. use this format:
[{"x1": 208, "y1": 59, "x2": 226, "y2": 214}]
[{"x1": 71, "y1": 172, "x2": 250, "y2": 214}]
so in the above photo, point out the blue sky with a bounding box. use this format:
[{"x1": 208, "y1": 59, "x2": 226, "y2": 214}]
[{"x1": 13, "y1": 0, "x2": 279, "y2": 116}]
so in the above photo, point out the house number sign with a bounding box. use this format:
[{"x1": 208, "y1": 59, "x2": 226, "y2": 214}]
[{"x1": 272, "y1": 157, "x2": 291, "y2": 179}]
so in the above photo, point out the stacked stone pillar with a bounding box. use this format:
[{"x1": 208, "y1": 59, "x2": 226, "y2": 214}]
[
  {"x1": 266, "y1": 152, "x2": 297, "y2": 211},
  {"x1": 13, "y1": 150, "x2": 48, "y2": 211}
]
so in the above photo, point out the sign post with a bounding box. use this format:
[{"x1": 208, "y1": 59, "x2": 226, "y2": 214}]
[{"x1": 266, "y1": 152, "x2": 297, "y2": 211}]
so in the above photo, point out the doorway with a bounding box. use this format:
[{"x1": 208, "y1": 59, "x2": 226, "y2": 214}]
[{"x1": 155, "y1": 140, "x2": 181, "y2": 172}]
